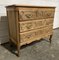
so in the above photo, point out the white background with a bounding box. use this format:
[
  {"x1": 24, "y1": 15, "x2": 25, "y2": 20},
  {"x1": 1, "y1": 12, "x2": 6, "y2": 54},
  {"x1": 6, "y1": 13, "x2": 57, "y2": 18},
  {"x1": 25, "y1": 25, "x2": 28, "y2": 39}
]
[{"x1": 0, "y1": 0, "x2": 59, "y2": 28}]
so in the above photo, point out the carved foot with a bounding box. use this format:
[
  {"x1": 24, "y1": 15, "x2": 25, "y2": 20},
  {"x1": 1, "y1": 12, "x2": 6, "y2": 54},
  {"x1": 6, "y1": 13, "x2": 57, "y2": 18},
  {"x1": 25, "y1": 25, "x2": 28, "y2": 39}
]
[
  {"x1": 17, "y1": 45, "x2": 20, "y2": 57},
  {"x1": 49, "y1": 35, "x2": 53, "y2": 44}
]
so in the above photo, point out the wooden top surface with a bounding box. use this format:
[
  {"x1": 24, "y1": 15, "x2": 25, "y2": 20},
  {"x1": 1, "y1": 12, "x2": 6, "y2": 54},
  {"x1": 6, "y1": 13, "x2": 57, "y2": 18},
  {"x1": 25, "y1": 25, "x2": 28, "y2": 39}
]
[{"x1": 6, "y1": 4, "x2": 56, "y2": 8}]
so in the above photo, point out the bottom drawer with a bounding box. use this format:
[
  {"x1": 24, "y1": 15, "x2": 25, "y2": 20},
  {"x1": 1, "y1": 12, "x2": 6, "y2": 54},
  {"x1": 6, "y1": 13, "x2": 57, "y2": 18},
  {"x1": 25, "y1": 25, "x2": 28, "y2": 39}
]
[{"x1": 20, "y1": 25, "x2": 53, "y2": 45}]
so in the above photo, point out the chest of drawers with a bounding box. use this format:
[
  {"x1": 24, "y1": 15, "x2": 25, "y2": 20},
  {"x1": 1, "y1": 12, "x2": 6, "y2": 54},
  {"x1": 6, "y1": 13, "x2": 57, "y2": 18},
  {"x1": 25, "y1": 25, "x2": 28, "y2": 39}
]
[{"x1": 6, "y1": 5, "x2": 55, "y2": 56}]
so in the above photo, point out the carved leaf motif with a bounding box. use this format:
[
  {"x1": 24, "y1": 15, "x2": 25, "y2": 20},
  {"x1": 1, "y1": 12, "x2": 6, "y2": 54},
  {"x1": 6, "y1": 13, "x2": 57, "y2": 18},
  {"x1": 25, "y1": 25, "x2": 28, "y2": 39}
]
[
  {"x1": 20, "y1": 22, "x2": 33, "y2": 32},
  {"x1": 20, "y1": 23, "x2": 26, "y2": 31},
  {"x1": 26, "y1": 23, "x2": 32, "y2": 29},
  {"x1": 25, "y1": 14, "x2": 33, "y2": 18},
  {"x1": 27, "y1": 34, "x2": 32, "y2": 39}
]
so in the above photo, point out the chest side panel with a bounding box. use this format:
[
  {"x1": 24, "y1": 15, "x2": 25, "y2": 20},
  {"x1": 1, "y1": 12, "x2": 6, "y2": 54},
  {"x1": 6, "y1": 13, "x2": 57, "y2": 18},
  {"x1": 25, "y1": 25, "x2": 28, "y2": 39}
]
[{"x1": 6, "y1": 7, "x2": 17, "y2": 43}]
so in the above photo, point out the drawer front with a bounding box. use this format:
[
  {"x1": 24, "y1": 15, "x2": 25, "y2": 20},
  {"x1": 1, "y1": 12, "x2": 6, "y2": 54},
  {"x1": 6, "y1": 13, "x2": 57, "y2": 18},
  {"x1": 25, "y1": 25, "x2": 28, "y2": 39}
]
[
  {"x1": 20, "y1": 25, "x2": 53, "y2": 43},
  {"x1": 19, "y1": 8, "x2": 55, "y2": 21},
  {"x1": 19, "y1": 19, "x2": 45, "y2": 32}
]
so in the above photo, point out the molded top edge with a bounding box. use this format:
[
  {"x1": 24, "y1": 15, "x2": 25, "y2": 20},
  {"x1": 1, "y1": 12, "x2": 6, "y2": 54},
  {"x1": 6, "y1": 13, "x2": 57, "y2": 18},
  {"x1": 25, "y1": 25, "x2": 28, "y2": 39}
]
[{"x1": 6, "y1": 4, "x2": 56, "y2": 8}]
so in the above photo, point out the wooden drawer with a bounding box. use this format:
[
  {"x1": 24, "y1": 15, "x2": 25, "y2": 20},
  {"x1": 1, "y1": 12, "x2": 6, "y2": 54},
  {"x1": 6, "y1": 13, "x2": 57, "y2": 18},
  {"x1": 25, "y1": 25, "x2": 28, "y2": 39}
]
[
  {"x1": 19, "y1": 19, "x2": 45, "y2": 32},
  {"x1": 19, "y1": 8, "x2": 55, "y2": 21}
]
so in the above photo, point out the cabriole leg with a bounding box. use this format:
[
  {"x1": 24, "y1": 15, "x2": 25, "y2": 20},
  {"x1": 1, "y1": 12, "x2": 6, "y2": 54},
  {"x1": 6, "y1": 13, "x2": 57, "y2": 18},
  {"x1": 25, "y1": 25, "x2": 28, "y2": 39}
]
[
  {"x1": 49, "y1": 35, "x2": 53, "y2": 44},
  {"x1": 17, "y1": 45, "x2": 20, "y2": 57}
]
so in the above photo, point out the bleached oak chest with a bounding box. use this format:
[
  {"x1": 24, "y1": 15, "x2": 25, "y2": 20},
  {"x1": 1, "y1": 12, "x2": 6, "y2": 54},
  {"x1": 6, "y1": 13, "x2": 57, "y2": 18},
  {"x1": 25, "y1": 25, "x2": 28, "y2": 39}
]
[{"x1": 6, "y1": 5, "x2": 55, "y2": 56}]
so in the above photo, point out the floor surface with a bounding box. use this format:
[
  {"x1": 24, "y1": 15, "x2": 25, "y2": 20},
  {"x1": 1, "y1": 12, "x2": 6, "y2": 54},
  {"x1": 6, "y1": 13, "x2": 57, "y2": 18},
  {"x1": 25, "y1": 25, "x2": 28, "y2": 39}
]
[{"x1": 0, "y1": 28, "x2": 59, "y2": 60}]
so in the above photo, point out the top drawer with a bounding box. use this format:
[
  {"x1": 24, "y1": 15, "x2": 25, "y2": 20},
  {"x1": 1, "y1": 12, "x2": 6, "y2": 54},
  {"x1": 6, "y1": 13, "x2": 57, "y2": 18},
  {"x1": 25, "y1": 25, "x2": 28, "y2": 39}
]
[{"x1": 19, "y1": 7, "x2": 55, "y2": 21}]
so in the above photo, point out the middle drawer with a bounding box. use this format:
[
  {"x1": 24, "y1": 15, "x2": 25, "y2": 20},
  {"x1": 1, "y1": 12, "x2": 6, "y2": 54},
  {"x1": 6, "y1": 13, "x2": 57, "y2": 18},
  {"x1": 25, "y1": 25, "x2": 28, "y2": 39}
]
[{"x1": 19, "y1": 19, "x2": 46, "y2": 32}]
